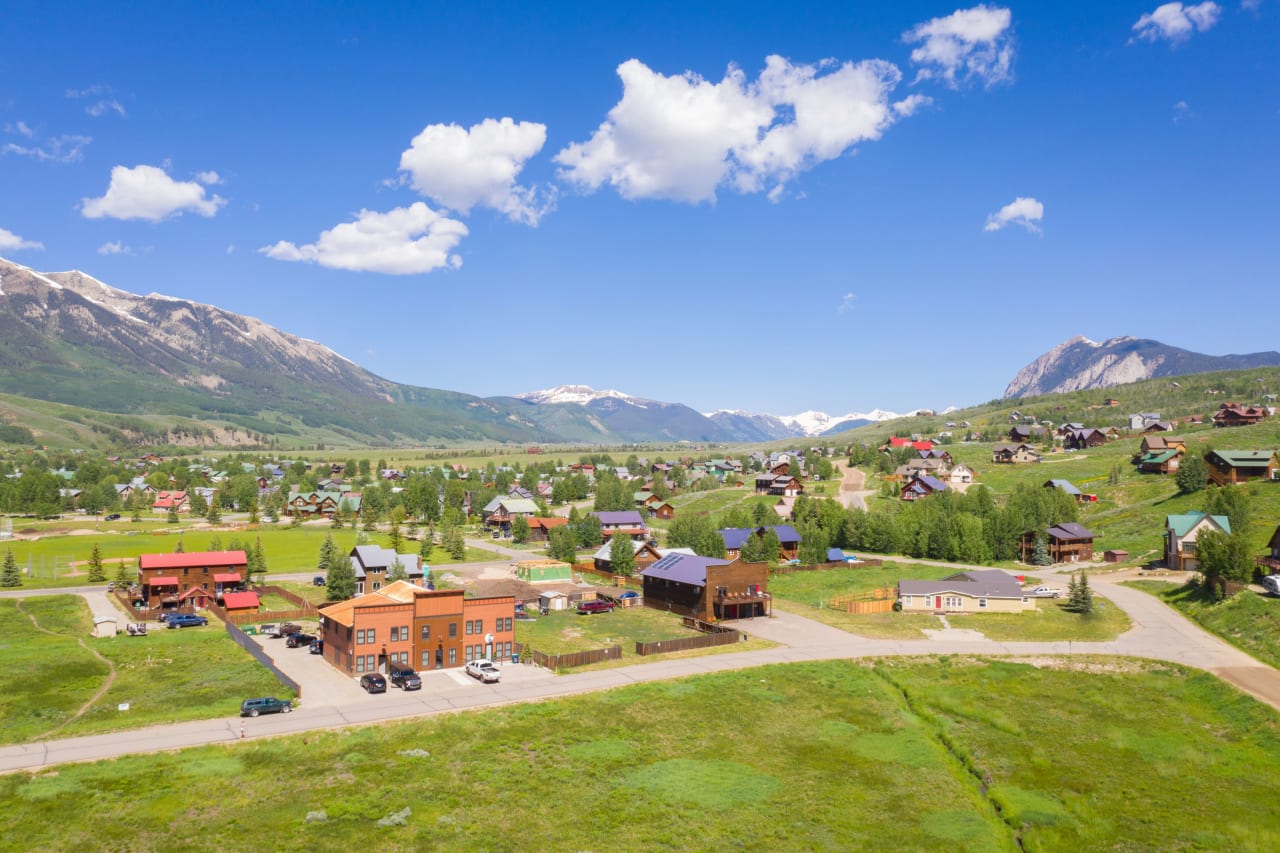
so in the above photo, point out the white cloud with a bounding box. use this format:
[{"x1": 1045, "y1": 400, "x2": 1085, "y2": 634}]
[
  {"x1": 2, "y1": 133, "x2": 91, "y2": 163},
  {"x1": 1131, "y1": 2, "x2": 1221, "y2": 43},
  {"x1": 904, "y1": 5, "x2": 1015, "y2": 88},
  {"x1": 195, "y1": 170, "x2": 222, "y2": 185},
  {"x1": 837, "y1": 292, "x2": 857, "y2": 314},
  {"x1": 555, "y1": 55, "x2": 905, "y2": 203},
  {"x1": 0, "y1": 227, "x2": 44, "y2": 252},
  {"x1": 1242, "y1": 0, "x2": 1262, "y2": 11},
  {"x1": 398, "y1": 118, "x2": 551, "y2": 225},
  {"x1": 97, "y1": 241, "x2": 134, "y2": 255},
  {"x1": 259, "y1": 202, "x2": 467, "y2": 275},
  {"x1": 984, "y1": 196, "x2": 1044, "y2": 233},
  {"x1": 81, "y1": 164, "x2": 227, "y2": 221},
  {"x1": 8, "y1": 121, "x2": 34, "y2": 138},
  {"x1": 226, "y1": 244, "x2": 236, "y2": 254},
  {"x1": 893, "y1": 94, "x2": 934, "y2": 117},
  {"x1": 85, "y1": 98, "x2": 126, "y2": 118},
  {"x1": 1173, "y1": 100, "x2": 1192, "y2": 122}
]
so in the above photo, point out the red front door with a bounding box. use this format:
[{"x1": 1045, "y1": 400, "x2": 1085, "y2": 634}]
[{"x1": 935, "y1": 596, "x2": 942, "y2": 610}]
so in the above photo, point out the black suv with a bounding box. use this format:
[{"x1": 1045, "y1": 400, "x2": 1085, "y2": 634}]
[
  {"x1": 389, "y1": 667, "x2": 422, "y2": 691},
  {"x1": 240, "y1": 697, "x2": 292, "y2": 717},
  {"x1": 359, "y1": 673, "x2": 387, "y2": 693},
  {"x1": 285, "y1": 633, "x2": 315, "y2": 648}
]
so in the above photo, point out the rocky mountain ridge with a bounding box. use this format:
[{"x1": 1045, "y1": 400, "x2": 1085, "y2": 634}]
[{"x1": 1004, "y1": 335, "x2": 1280, "y2": 398}]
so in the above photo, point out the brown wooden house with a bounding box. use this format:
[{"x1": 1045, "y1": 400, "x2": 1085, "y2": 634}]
[
  {"x1": 524, "y1": 516, "x2": 568, "y2": 542},
  {"x1": 1213, "y1": 403, "x2": 1269, "y2": 428},
  {"x1": 992, "y1": 443, "x2": 1040, "y2": 464},
  {"x1": 640, "y1": 552, "x2": 770, "y2": 621},
  {"x1": 1019, "y1": 523, "x2": 1095, "y2": 563},
  {"x1": 138, "y1": 550, "x2": 248, "y2": 608},
  {"x1": 1205, "y1": 450, "x2": 1278, "y2": 486}
]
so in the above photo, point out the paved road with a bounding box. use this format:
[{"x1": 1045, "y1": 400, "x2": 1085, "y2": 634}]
[{"x1": 5, "y1": 564, "x2": 1280, "y2": 774}]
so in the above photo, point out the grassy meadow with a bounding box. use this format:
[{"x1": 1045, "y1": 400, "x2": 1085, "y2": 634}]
[
  {"x1": 2, "y1": 658, "x2": 1278, "y2": 851},
  {"x1": 1, "y1": 522, "x2": 503, "y2": 590},
  {"x1": 769, "y1": 562, "x2": 1130, "y2": 641},
  {"x1": 0, "y1": 596, "x2": 288, "y2": 745}
]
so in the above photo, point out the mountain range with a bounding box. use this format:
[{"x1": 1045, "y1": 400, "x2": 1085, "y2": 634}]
[
  {"x1": 1004, "y1": 335, "x2": 1280, "y2": 398},
  {"x1": 0, "y1": 257, "x2": 900, "y2": 447}
]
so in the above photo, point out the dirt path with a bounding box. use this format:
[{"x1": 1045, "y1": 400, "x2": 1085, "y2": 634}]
[
  {"x1": 837, "y1": 464, "x2": 876, "y2": 510},
  {"x1": 15, "y1": 599, "x2": 118, "y2": 739}
]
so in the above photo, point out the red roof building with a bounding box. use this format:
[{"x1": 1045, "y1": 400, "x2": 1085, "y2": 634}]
[
  {"x1": 138, "y1": 551, "x2": 248, "y2": 608},
  {"x1": 222, "y1": 591, "x2": 261, "y2": 612}
]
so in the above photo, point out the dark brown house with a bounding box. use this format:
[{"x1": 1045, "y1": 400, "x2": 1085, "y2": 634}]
[
  {"x1": 1213, "y1": 403, "x2": 1269, "y2": 428},
  {"x1": 640, "y1": 553, "x2": 770, "y2": 621},
  {"x1": 137, "y1": 550, "x2": 248, "y2": 608},
  {"x1": 1205, "y1": 450, "x2": 1279, "y2": 486},
  {"x1": 1019, "y1": 523, "x2": 1095, "y2": 564}
]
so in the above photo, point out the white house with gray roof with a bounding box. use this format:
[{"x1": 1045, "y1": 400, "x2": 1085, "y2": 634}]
[{"x1": 898, "y1": 570, "x2": 1036, "y2": 614}]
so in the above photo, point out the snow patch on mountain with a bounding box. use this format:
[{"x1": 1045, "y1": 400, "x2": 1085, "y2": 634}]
[{"x1": 517, "y1": 385, "x2": 646, "y2": 406}]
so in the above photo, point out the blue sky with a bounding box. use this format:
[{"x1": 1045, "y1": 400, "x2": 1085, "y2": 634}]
[{"x1": 2, "y1": 1, "x2": 1277, "y2": 416}]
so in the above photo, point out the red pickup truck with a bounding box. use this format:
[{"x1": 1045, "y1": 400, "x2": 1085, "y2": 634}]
[{"x1": 577, "y1": 599, "x2": 615, "y2": 615}]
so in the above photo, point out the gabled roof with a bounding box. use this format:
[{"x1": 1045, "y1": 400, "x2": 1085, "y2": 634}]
[
  {"x1": 898, "y1": 570, "x2": 1026, "y2": 599},
  {"x1": 318, "y1": 590, "x2": 404, "y2": 627},
  {"x1": 498, "y1": 497, "x2": 539, "y2": 514},
  {"x1": 1046, "y1": 522, "x2": 1093, "y2": 541},
  {"x1": 1045, "y1": 479, "x2": 1081, "y2": 496},
  {"x1": 1140, "y1": 450, "x2": 1180, "y2": 464},
  {"x1": 527, "y1": 516, "x2": 568, "y2": 530},
  {"x1": 640, "y1": 552, "x2": 732, "y2": 588},
  {"x1": 222, "y1": 591, "x2": 260, "y2": 609},
  {"x1": 591, "y1": 510, "x2": 645, "y2": 526},
  {"x1": 1207, "y1": 450, "x2": 1277, "y2": 469},
  {"x1": 1166, "y1": 511, "x2": 1231, "y2": 538},
  {"x1": 826, "y1": 547, "x2": 846, "y2": 562},
  {"x1": 140, "y1": 550, "x2": 247, "y2": 570},
  {"x1": 591, "y1": 539, "x2": 652, "y2": 562}
]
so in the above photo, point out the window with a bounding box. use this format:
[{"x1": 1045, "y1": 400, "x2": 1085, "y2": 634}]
[
  {"x1": 367, "y1": 628, "x2": 375, "y2": 644},
  {"x1": 465, "y1": 645, "x2": 473, "y2": 662},
  {"x1": 356, "y1": 629, "x2": 366, "y2": 645},
  {"x1": 356, "y1": 656, "x2": 365, "y2": 673},
  {"x1": 979, "y1": 598, "x2": 988, "y2": 608},
  {"x1": 901, "y1": 595, "x2": 912, "y2": 607},
  {"x1": 503, "y1": 617, "x2": 512, "y2": 632},
  {"x1": 356, "y1": 581, "x2": 365, "y2": 594},
  {"x1": 448, "y1": 648, "x2": 457, "y2": 665},
  {"x1": 465, "y1": 620, "x2": 473, "y2": 636},
  {"x1": 475, "y1": 618, "x2": 484, "y2": 634},
  {"x1": 365, "y1": 655, "x2": 376, "y2": 672},
  {"x1": 372, "y1": 581, "x2": 381, "y2": 591},
  {"x1": 448, "y1": 622, "x2": 457, "y2": 638},
  {"x1": 421, "y1": 651, "x2": 432, "y2": 669},
  {"x1": 944, "y1": 596, "x2": 962, "y2": 609},
  {"x1": 421, "y1": 624, "x2": 430, "y2": 640}
]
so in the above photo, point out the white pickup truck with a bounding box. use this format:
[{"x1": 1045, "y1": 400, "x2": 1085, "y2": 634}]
[{"x1": 1027, "y1": 586, "x2": 1064, "y2": 598}]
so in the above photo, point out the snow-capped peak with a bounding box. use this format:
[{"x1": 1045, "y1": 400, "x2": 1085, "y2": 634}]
[{"x1": 517, "y1": 385, "x2": 639, "y2": 405}]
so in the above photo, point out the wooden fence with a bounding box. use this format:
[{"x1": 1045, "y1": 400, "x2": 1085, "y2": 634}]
[
  {"x1": 827, "y1": 586, "x2": 897, "y2": 614},
  {"x1": 514, "y1": 642, "x2": 622, "y2": 670},
  {"x1": 636, "y1": 617, "x2": 745, "y2": 656},
  {"x1": 572, "y1": 563, "x2": 644, "y2": 588}
]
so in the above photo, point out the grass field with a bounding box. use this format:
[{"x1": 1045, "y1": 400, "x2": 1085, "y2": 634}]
[
  {"x1": 515, "y1": 606, "x2": 774, "y2": 668},
  {"x1": 0, "y1": 596, "x2": 289, "y2": 745},
  {"x1": 0, "y1": 523, "x2": 503, "y2": 590},
  {"x1": 2, "y1": 658, "x2": 1278, "y2": 850},
  {"x1": 1126, "y1": 581, "x2": 1280, "y2": 669},
  {"x1": 769, "y1": 563, "x2": 1130, "y2": 641}
]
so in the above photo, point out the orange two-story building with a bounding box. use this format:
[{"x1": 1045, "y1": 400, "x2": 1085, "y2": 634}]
[
  {"x1": 318, "y1": 580, "x2": 515, "y2": 676},
  {"x1": 137, "y1": 550, "x2": 248, "y2": 608}
]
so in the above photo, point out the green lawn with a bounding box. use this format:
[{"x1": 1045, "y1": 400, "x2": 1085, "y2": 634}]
[
  {"x1": 515, "y1": 605, "x2": 772, "y2": 667},
  {"x1": 770, "y1": 563, "x2": 1129, "y2": 641},
  {"x1": 3, "y1": 658, "x2": 1278, "y2": 850},
  {"x1": 0, "y1": 525, "x2": 503, "y2": 590},
  {"x1": 1126, "y1": 581, "x2": 1280, "y2": 669},
  {"x1": 0, "y1": 596, "x2": 291, "y2": 745}
]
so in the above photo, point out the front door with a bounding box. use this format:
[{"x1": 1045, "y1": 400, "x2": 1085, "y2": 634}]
[
  {"x1": 435, "y1": 645, "x2": 443, "y2": 669},
  {"x1": 935, "y1": 596, "x2": 942, "y2": 610}
]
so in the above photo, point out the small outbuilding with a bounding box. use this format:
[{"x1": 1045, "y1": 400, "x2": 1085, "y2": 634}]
[
  {"x1": 1103, "y1": 549, "x2": 1129, "y2": 564},
  {"x1": 93, "y1": 616, "x2": 119, "y2": 638}
]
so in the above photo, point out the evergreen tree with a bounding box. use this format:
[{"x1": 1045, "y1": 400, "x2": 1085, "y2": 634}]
[
  {"x1": 166, "y1": 505, "x2": 179, "y2": 524},
  {"x1": 1031, "y1": 534, "x2": 1052, "y2": 566},
  {"x1": 388, "y1": 522, "x2": 403, "y2": 553},
  {"x1": 388, "y1": 557, "x2": 408, "y2": 582},
  {"x1": 205, "y1": 502, "x2": 221, "y2": 524},
  {"x1": 420, "y1": 532, "x2": 434, "y2": 561},
  {"x1": 250, "y1": 537, "x2": 268, "y2": 584},
  {"x1": 1064, "y1": 571, "x2": 1095, "y2": 614},
  {"x1": 740, "y1": 531, "x2": 768, "y2": 563},
  {"x1": 322, "y1": 535, "x2": 356, "y2": 601},
  {"x1": 188, "y1": 489, "x2": 208, "y2": 517},
  {"x1": 1, "y1": 548, "x2": 21, "y2": 588},
  {"x1": 114, "y1": 556, "x2": 131, "y2": 587},
  {"x1": 446, "y1": 526, "x2": 466, "y2": 560},
  {"x1": 174, "y1": 539, "x2": 185, "y2": 553}
]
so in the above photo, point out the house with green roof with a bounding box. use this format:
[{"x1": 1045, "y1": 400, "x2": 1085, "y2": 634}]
[
  {"x1": 1165, "y1": 511, "x2": 1231, "y2": 572},
  {"x1": 1138, "y1": 448, "x2": 1183, "y2": 475},
  {"x1": 1205, "y1": 450, "x2": 1278, "y2": 486}
]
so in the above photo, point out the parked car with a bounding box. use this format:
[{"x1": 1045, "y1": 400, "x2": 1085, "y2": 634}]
[
  {"x1": 105, "y1": 513, "x2": 121, "y2": 521},
  {"x1": 1262, "y1": 575, "x2": 1280, "y2": 596},
  {"x1": 388, "y1": 664, "x2": 422, "y2": 690},
  {"x1": 465, "y1": 659, "x2": 501, "y2": 683},
  {"x1": 1027, "y1": 586, "x2": 1064, "y2": 598},
  {"x1": 359, "y1": 673, "x2": 387, "y2": 693},
  {"x1": 309, "y1": 638, "x2": 324, "y2": 654},
  {"x1": 577, "y1": 599, "x2": 615, "y2": 615},
  {"x1": 285, "y1": 633, "x2": 315, "y2": 648},
  {"x1": 167, "y1": 613, "x2": 209, "y2": 628},
  {"x1": 258, "y1": 623, "x2": 278, "y2": 637},
  {"x1": 240, "y1": 697, "x2": 292, "y2": 717},
  {"x1": 312, "y1": 576, "x2": 326, "y2": 586},
  {"x1": 266, "y1": 623, "x2": 301, "y2": 638},
  {"x1": 618, "y1": 590, "x2": 640, "y2": 600}
]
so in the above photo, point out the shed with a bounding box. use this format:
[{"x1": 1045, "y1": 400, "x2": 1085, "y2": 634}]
[
  {"x1": 516, "y1": 560, "x2": 573, "y2": 584},
  {"x1": 93, "y1": 616, "x2": 119, "y2": 638},
  {"x1": 1103, "y1": 549, "x2": 1129, "y2": 564},
  {"x1": 538, "y1": 590, "x2": 569, "y2": 612}
]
